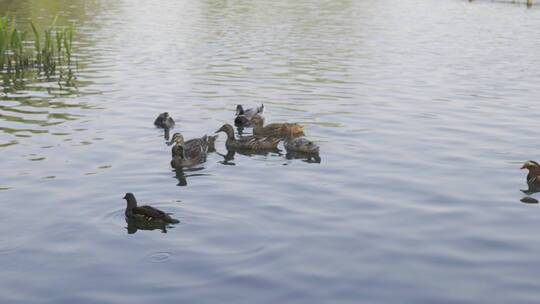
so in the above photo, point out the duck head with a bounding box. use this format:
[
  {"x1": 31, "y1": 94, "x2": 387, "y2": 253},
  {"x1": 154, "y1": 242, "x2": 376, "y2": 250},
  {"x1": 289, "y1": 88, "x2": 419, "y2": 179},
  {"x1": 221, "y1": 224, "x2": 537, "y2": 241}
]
[
  {"x1": 215, "y1": 124, "x2": 235, "y2": 139},
  {"x1": 234, "y1": 115, "x2": 250, "y2": 126},
  {"x1": 235, "y1": 105, "x2": 244, "y2": 116},
  {"x1": 123, "y1": 192, "x2": 138, "y2": 209},
  {"x1": 522, "y1": 160, "x2": 540, "y2": 183},
  {"x1": 169, "y1": 133, "x2": 185, "y2": 146}
]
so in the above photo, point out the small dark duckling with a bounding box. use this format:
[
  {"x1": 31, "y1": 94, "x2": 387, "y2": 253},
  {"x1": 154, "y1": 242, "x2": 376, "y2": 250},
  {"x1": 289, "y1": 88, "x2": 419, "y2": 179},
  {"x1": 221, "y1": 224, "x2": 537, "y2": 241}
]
[
  {"x1": 251, "y1": 115, "x2": 304, "y2": 137},
  {"x1": 234, "y1": 104, "x2": 264, "y2": 126},
  {"x1": 284, "y1": 137, "x2": 319, "y2": 154},
  {"x1": 154, "y1": 112, "x2": 175, "y2": 128},
  {"x1": 521, "y1": 160, "x2": 540, "y2": 184},
  {"x1": 215, "y1": 123, "x2": 281, "y2": 150},
  {"x1": 123, "y1": 193, "x2": 179, "y2": 224}
]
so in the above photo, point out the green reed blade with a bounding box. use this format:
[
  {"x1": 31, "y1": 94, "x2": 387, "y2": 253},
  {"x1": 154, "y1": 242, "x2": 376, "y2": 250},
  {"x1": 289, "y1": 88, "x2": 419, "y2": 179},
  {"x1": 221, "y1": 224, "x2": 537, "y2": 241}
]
[
  {"x1": 11, "y1": 27, "x2": 19, "y2": 54},
  {"x1": 56, "y1": 30, "x2": 62, "y2": 53},
  {"x1": 20, "y1": 31, "x2": 27, "y2": 55},
  {"x1": 51, "y1": 15, "x2": 58, "y2": 27},
  {"x1": 30, "y1": 21, "x2": 40, "y2": 51},
  {"x1": 69, "y1": 23, "x2": 74, "y2": 43}
]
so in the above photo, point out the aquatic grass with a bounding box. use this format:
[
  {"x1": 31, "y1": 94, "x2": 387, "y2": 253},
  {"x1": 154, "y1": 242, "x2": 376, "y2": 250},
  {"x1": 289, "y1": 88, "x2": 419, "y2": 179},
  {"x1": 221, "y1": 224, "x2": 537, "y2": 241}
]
[{"x1": 0, "y1": 15, "x2": 76, "y2": 74}]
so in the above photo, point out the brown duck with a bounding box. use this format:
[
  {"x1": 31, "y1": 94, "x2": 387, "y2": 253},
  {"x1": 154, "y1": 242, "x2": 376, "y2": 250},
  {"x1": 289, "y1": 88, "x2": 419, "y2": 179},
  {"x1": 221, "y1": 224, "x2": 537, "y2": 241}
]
[
  {"x1": 169, "y1": 133, "x2": 217, "y2": 168},
  {"x1": 123, "y1": 193, "x2": 179, "y2": 224},
  {"x1": 251, "y1": 115, "x2": 304, "y2": 137},
  {"x1": 521, "y1": 161, "x2": 540, "y2": 184},
  {"x1": 215, "y1": 123, "x2": 281, "y2": 150}
]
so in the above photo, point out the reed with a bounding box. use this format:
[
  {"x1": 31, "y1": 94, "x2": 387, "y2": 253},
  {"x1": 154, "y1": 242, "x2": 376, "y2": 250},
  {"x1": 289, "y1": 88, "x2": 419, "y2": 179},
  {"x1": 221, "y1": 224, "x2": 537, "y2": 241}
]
[{"x1": 0, "y1": 15, "x2": 75, "y2": 73}]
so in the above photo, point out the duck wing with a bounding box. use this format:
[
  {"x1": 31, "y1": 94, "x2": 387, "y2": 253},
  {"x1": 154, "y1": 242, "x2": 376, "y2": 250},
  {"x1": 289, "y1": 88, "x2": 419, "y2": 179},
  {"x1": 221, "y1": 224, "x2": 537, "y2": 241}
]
[
  {"x1": 133, "y1": 205, "x2": 180, "y2": 223},
  {"x1": 133, "y1": 205, "x2": 166, "y2": 218},
  {"x1": 183, "y1": 137, "x2": 210, "y2": 160},
  {"x1": 243, "y1": 106, "x2": 263, "y2": 119},
  {"x1": 257, "y1": 123, "x2": 303, "y2": 136},
  {"x1": 235, "y1": 135, "x2": 281, "y2": 149}
]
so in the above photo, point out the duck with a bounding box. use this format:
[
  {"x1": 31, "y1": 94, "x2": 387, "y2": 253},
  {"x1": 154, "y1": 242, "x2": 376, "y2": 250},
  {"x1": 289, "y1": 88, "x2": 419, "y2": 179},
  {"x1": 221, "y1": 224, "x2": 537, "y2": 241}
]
[
  {"x1": 234, "y1": 104, "x2": 264, "y2": 126},
  {"x1": 215, "y1": 123, "x2": 281, "y2": 150},
  {"x1": 169, "y1": 132, "x2": 217, "y2": 167},
  {"x1": 123, "y1": 193, "x2": 179, "y2": 224},
  {"x1": 284, "y1": 136, "x2": 319, "y2": 153},
  {"x1": 251, "y1": 115, "x2": 304, "y2": 137},
  {"x1": 521, "y1": 160, "x2": 540, "y2": 184},
  {"x1": 154, "y1": 112, "x2": 175, "y2": 128}
]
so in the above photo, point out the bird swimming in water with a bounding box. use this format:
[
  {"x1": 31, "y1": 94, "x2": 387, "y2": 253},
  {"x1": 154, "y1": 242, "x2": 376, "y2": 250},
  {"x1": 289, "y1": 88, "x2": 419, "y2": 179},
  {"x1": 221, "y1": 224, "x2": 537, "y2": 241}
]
[
  {"x1": 154, "y1": 112, "x2": 175, "y2": 129},
  {"x1": 251, "y1": 115, "x2": 304, "y2": 137},
  {"x1": 234, "y1": 104, "x2": 264, "y2": 126},
  {"x1": 215, "y1": 123, "x2": 281, "y2": 150},
  {"x1": 284, "y1": 136, "x2": 319, "y2": 154},
  {"x1": 169, "y1": 132, "x2": 217, "y2": 167},
  {"x1": 123, "y1": 193, "x2": 179, "y2": 224}
]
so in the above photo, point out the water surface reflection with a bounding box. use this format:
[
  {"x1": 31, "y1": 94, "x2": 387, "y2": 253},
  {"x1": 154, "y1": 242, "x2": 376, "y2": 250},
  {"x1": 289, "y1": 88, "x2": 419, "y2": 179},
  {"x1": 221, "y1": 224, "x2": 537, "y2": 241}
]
[
  {"x1": 1, "y1": 0, "x2": 540, "y2": 303},
  {"x1": 126, "y1": 217, "x2": 173, "y2": 234}
]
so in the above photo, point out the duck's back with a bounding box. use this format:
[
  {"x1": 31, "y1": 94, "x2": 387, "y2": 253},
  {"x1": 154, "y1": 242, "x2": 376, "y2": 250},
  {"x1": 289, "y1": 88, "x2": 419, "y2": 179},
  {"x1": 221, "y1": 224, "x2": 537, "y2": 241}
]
[
  {"x1": 285, "y1": 137, "x2": 319, "y2": 153},
  {"x1": 228, "y1": 135, "x2": 281, "y2": 150},
  {"x1": 183, "y1": 136, "x2": 210, "y2": 159},
  {"x1": 133, "y1": 205, "x2": 179, "y2": 223},
  {"x1": 254, "y1": 123, "x2": 304, "y2": 136},
  {"x1": 133, "y1": 205, "x2": 166, "y2": 217}
]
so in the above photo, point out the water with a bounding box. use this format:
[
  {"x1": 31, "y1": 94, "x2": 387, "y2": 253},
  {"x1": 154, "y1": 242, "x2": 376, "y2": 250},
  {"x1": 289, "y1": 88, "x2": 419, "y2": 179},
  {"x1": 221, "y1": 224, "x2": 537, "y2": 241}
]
[{"x1": 1, "y1": 0, "x2": 540, "y2": 303}]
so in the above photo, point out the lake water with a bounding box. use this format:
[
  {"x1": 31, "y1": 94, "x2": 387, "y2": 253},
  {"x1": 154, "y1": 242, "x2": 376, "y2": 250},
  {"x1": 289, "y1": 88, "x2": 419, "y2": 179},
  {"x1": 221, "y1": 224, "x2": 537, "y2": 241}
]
[{"x1": 1, "y1": 0, "x2": 540, "y2": 303}]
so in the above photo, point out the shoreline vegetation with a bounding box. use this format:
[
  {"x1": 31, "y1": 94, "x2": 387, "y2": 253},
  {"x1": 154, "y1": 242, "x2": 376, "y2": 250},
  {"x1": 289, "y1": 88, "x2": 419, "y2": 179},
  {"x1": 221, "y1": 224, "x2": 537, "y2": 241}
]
[{"x1": 0, "y1": 15, "x2": 75, "y2": 75}]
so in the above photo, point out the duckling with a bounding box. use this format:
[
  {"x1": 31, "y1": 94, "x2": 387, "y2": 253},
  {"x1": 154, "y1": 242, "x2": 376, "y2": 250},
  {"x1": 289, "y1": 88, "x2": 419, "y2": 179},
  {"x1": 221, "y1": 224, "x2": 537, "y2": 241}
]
[
  {"x1": 169, "y1": 133, "x2": 217, "y2": 167},
  {"x1": 154, "y1": 112, "x2": 175, "y2": 128},
  {"x1": 284, "y1": 136, "x2": 319, "y2": 153},
  {"x1": 215, "y1": 123, "x2": 281, "y2": 150},
  {"x1": 251, "y1": 115, "x2": 304, "y2": 137},
  {"x1": 521, "y1": 160, "x2": 540, "y2": 184},
  {"x1": 235, "y1": 104, "x2": 264, "y2": 126},
  {"x1": 123, "y1": 193, "x2": 179, "y2": 224}
]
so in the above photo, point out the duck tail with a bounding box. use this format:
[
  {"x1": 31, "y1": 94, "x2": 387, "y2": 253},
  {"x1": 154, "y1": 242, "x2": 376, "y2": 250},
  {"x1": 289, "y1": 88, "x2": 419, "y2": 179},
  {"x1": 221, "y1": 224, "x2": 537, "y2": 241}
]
[
  {"x1": 207, "y1": 134, "x2": 218, "y2": 151},
  {"x1": 296, "y1": 124, "x2": 305, "y2": 132},
  {"x1": 207, "y1": 134, "x2": 218, "y2": 145}
]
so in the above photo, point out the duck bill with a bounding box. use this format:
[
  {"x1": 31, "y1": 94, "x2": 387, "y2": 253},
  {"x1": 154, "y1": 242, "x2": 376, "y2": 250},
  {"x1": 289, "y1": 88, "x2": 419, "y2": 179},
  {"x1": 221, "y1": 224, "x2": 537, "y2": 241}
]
[{"x1": 521, "y1": 164, "x2": 526, "y2": 169}]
